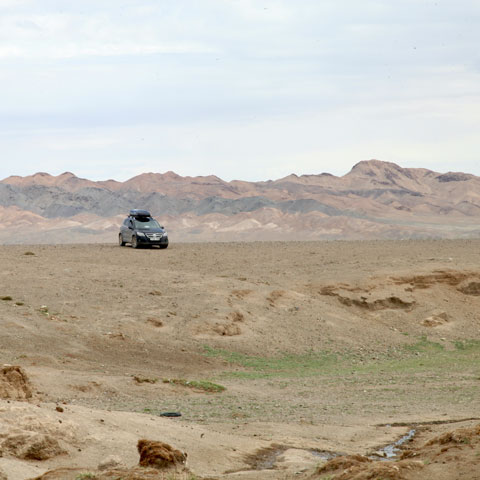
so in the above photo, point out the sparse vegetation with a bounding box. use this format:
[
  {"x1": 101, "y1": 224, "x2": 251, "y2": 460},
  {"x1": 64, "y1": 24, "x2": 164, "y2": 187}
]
[
  {"x1": 15, "y1": 301, "x2": 24, "y2": 306},
  {"x1": 203, "y1": 337, "x2": 480, "y2": 386},
  {"x1": 133, "y1": 375, "x2": 158, "y2": 384},
  {"x1": 75, "y1": 474, "x2": 97, "y2": 480},
  {"x1": 454, "y1": 339, "x2": 480, "y2": 351},
  {"x1": 23, "y1": 251, "x2": 35, "y2": 256},
  {"x1": 1, "y1": 296, "x2": 12, "y2": 301},
  {"x1": 163, "y1": 378, "x2": 226, "y2": 393},
  {"x1": 405, "y1": 335, "x2": 444, "y2": 354},
  {"x1": 203, "y1": 346, "x2": 339, "y2": 379}
]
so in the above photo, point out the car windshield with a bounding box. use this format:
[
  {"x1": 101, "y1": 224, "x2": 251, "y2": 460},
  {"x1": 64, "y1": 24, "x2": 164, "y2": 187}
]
[{"x1": 134, "y1": 217, "x2": 161, "y2": 230}]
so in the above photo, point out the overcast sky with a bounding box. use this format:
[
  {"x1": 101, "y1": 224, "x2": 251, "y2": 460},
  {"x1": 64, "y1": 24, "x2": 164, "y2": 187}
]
[{"x1": 1, "y1": 0, "x2": 479, "y2": 181}]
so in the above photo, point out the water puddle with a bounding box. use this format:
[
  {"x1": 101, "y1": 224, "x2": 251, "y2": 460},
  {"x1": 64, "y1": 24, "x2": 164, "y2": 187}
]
[{"x1": 373, "y1": 429, "x2": 416, "y2": 459}]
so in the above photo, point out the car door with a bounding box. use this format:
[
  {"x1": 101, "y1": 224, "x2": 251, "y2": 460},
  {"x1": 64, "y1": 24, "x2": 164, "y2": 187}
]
[{"x1": 123, "y1": 218, "x2": 134, "y2": 242}]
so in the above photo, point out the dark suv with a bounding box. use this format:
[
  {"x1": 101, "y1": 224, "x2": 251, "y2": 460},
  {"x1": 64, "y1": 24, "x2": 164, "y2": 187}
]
[{"x1": 119, "y1": 210, "x2": 169, "y2": 249}]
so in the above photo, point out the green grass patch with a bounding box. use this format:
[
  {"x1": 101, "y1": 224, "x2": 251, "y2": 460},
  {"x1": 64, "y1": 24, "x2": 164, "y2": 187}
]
[
  {"x1": 454, "y1": 339, "x2": 480, "y2": 351},
  {"x1": 203, "y1": 337, "x2": 480, "y2": 380},
  {"x1": 162, "y1": 378, "x2": 226, "y2": 393},
  {"x1": 404, "y1": 335, "x2": 444, "y2": 354},
  {"x1": 356, "y1": 337, "x2": 480, "y2": 377},
  {"x1": 203, "y1": 346, "x2": 339, "y2": 379}
]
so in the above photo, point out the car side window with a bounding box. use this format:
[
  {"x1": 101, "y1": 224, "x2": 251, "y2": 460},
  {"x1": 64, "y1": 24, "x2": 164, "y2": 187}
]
[{"x1": 123, "y1": 219, "x2": 129, "y2": 226}]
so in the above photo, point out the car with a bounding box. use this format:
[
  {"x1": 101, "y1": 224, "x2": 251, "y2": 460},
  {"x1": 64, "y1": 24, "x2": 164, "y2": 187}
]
[{"x1": 119, "y1": 209, "x2": 169, "y2": 249}]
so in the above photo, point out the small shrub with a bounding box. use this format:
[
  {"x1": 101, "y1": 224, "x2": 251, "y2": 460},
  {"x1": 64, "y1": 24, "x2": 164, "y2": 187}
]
[
  {"x1": 75, "y1": 473, "x2": 97, "y2": 480},
  {"x1": 23, "y1": 251, "x2": 35, "y2": 256},
  {"x1": 133, "y1": 375, "x2": 158, "y2": 384},
  {"x1": 1, "y1": 296, "x2": 12, "y2": 301}
]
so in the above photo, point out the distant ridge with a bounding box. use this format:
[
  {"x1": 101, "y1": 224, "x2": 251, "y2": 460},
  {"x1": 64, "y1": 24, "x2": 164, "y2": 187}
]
[{"x1": 1, "y1": 160, "x2": 480, "y2": 244}]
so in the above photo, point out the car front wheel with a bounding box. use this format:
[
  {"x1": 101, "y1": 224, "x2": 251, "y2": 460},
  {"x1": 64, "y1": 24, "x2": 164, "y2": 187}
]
[
  {"x1": 131, "y1": 235, "x2": 139, "y2": 249},
  {"x1": 119, "y1": 234, "x2": 126, "y2": 246}
]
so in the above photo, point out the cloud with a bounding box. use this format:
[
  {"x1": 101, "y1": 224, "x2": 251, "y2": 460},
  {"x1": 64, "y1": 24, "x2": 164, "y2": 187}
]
[
  {"x1": 0, "y1": 10, "x2": 218, "y2": 59},
  {"x1": 0, "y1": 42, "x2": 217, "y2": 59},
  {"x1": 0, "y1": 0, "x2": 479, "y2": 181}
]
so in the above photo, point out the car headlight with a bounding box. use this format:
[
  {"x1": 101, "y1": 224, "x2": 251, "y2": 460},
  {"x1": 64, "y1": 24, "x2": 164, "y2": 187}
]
[
  {"x1": 136, "y1": 232, "x2": 146, "y2": 237},
  {"x1": 162, "y1": 231, "x2": 168, "y2": 237}
]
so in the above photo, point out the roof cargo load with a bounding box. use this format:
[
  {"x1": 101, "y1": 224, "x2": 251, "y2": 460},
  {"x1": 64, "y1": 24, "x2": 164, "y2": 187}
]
[{"x1": 129, "y1": 209, "x2": 151, "y2": 217}]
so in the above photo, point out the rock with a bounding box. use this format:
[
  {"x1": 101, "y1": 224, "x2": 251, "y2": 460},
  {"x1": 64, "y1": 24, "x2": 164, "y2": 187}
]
[
  {"x1": 98, "y1": 454, "x2": 124, "y2": 470},
  {"x1": 0, "y1": 366, "x2": 32, "y2": 401},
  {"x1": 421, "y1": 311, "x2": 449, "y2": 327}
]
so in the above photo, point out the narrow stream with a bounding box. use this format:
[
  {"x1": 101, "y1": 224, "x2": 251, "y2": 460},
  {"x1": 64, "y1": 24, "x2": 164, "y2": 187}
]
[
  {"x1": 242, "y1": 429, "x2": 417, "y2": 472},
  {"x1": 377, "y1": 429, "x2": 416, "y2": 459}
]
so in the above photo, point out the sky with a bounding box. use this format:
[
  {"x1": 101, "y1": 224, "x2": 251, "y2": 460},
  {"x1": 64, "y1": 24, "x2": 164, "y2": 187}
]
[{"x1": 1, "y1": 0, "x2": 479, "y2": 182}]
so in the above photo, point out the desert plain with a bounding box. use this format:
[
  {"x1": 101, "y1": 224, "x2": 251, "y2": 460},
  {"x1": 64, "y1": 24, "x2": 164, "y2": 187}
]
[{"x1": 1, "y1": 240, "x2": 480, "y2": 479}]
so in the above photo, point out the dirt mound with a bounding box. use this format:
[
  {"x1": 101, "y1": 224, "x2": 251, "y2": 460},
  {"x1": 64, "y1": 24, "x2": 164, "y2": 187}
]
[
  {"x1": 0, "y1": 365, "x2": 32, "y2": 400},
  {"x1": 317, "y1": 454, "x2": 371, "y2": 473},
  {"x1": 338, "y1": 460, "x2": 423, "y2": 480},
  {"x1": 231, "y1": 289, "x2": 253, "y2": 299},
  {"x1": 424, "y1": 423, "x2": 480, "y2": 447},
  {"x1": 320, "y1": 286, "x2": 415, "y2": 311},
  {"x1": 457, "y1": 281, "x2": 480, "y2": 295},
  {"x1": 266, "y1": 290, "x2": 285, "y2": 306},
  {"x1": 421, "y1": 311, "x2": 449, "y2": 327},
  {"x1": 316, "y1": 454, "x2": 423, "y2": 479},
  {"x1": 1, "y1": 432, "x2": 66, "y2": 460},
  {"x1": 29, "y1": 440, "x2": 190, "y2": 479},
  {"x1": 137, "y1": 439, "x2": 187, "y2": 470},
  {"x1": 212, "y1": 322, "x2": 241, "y2": 336},
  {"x1": 211, "y1": 311, "x2": 245, "y2": 336},
  {"x1": 392, "y1": 270, "x2": 475, "y2": 289},
  {"x1": 30, "y1": 467, "x2": 195, "y2": 479}
]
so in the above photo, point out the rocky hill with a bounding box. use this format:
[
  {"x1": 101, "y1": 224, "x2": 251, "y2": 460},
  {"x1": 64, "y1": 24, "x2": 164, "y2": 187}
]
[{"x1": 1, "y1": 160, "x2": 480, "y2": 243}]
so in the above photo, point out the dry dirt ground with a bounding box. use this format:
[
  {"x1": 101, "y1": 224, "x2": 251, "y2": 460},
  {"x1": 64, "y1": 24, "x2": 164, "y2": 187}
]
[{"x1": 0, "y1": 240, "x2": 480, "y2": 479}]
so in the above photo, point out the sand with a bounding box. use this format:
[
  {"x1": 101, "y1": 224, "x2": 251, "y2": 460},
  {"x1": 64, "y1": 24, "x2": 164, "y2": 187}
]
[{"x1": 0, "y1": 240, "x2": 479, "y2": 479}]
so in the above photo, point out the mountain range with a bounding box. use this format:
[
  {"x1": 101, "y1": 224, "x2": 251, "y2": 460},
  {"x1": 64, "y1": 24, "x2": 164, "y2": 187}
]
[{"x1": 1, "y1": 160, "x2": 480, "y2": 244}]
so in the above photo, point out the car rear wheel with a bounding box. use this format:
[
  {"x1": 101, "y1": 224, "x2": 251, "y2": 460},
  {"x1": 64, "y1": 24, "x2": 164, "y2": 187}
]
[
  {"x1": 131, "y1": 235, "x2": 139, "y2": 249},
  {"x1": 119, "y1": 234, "x2": 126, "y2": 246}
]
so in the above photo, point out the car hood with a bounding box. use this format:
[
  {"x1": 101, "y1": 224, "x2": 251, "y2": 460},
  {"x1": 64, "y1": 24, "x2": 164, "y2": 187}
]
[{"x1": 137, "y1": 228, "x2": 166, "y2": 233}]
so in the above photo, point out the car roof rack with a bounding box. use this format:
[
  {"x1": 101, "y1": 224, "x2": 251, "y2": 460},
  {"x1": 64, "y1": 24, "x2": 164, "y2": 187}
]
[{"x1": 129, "y1": 209, "x2": 151, "y2": 217}]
